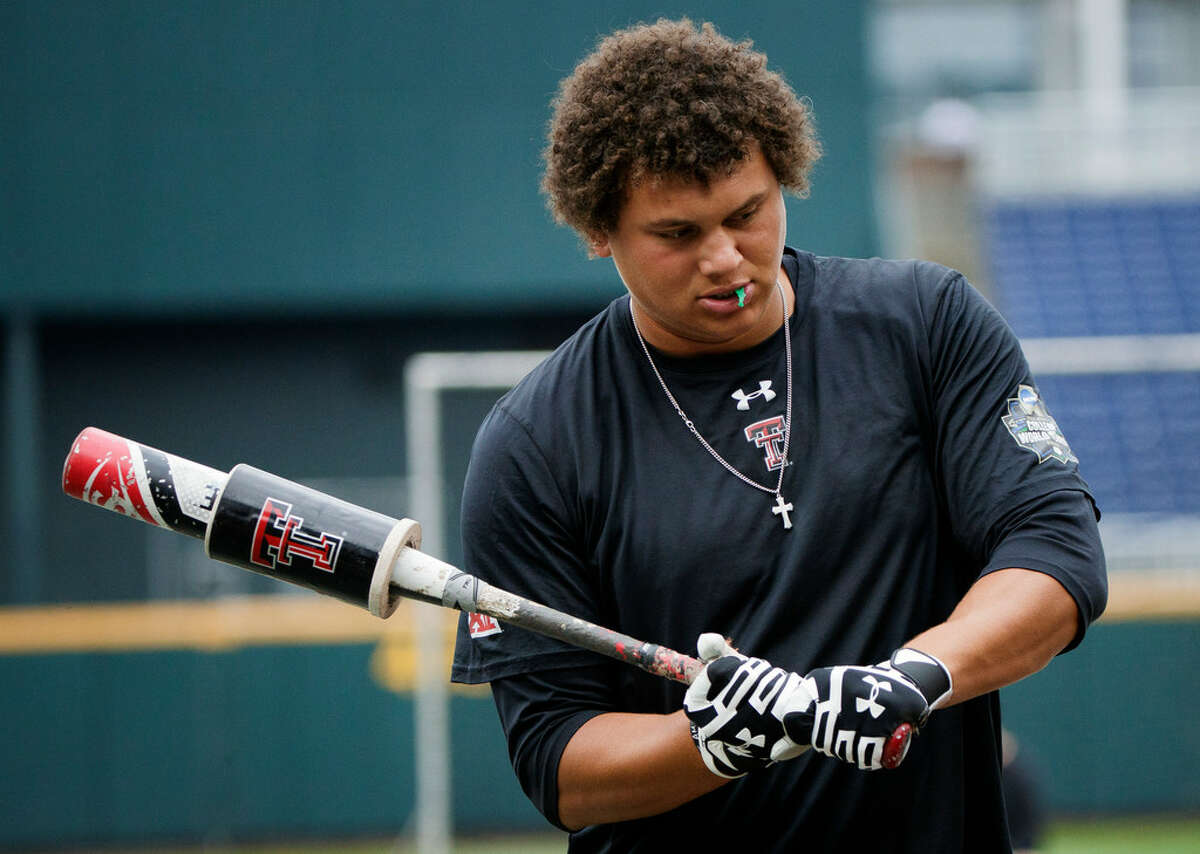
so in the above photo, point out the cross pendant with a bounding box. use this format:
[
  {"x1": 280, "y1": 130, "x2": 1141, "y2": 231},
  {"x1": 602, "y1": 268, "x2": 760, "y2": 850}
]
[{"x1": 772, "y1": 494, "x2": 794, "y2": 530}]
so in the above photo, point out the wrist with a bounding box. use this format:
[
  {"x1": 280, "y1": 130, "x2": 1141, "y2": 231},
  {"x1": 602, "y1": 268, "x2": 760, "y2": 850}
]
[
  {"x1": 888, "y1": 648, "x2": 953, "y2": 710},
  {"x1": 688, "y1": 721, "x2": 748, "y2": 779}
]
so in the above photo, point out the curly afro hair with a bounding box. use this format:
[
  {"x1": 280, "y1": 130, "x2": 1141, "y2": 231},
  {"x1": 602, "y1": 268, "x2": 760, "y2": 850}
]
[{"x1": 542, "y1": 18, "x2": 821, "y2": 239}]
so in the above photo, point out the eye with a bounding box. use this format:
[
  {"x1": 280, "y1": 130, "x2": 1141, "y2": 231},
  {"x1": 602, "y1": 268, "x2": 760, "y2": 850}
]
[
  {"x1": 656, "y1": 227, "x2": 695, "y2": 241},
  {"x1": 730, "y1": 206, "x2": 758, "y2": 225}
]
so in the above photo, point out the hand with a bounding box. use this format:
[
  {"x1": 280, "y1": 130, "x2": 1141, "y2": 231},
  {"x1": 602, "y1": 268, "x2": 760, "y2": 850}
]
[
  {"x1": 778, "y1": 648, "x2": 952, "y2": 771},
  {"x1": 683, "y1": 633, "x2": 813, "y2": 779}
]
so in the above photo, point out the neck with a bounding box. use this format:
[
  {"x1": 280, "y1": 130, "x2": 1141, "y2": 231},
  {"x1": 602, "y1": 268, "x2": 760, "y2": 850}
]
[
  {"x1": 632, "y1": 266, "x2": 794, "y2": 358},
  {"x1": 629, "y1": 270, "x2": 795, "y2": 517}
]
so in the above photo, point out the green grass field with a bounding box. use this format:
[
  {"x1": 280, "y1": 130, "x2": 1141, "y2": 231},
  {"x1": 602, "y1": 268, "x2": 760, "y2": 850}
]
[
  {"x1": 70, "y1": 815, "x2": 1200, "y2": 854},
  {"x1": 1043, "y1": 815, "x2": 1200, "y2": 854}
]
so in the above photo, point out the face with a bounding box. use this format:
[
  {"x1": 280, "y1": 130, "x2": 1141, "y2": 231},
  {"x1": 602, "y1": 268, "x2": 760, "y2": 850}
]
[{"x1": 591, "y1": 146, "x2": 789, "y2": 357}]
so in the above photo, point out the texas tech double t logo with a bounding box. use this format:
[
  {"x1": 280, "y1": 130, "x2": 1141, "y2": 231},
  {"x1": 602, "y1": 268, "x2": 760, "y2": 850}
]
[
  {"x1": 745, "y1": 416, "x2": 788, "y2": 472},
  {"x1": 251, "y1": 497, "x2": 344, "y2": 573}
]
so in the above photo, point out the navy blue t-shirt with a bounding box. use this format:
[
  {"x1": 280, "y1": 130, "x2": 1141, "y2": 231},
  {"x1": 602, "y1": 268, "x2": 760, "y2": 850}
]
[{"x1": 451, "y1": 249, "x2": 1106, "y2": 853}]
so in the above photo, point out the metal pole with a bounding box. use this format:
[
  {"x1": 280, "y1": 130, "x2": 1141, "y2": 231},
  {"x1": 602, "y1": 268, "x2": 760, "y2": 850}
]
[
  {"x1": 405, "y1": 364, "x2": 451, "y2": 854},
  {"x1": 401, "y1": 351, "x2": 551, "y2": 854}
]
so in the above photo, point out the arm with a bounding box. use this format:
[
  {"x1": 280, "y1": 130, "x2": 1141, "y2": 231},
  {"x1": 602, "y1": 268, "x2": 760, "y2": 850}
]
[
  {"x1": 774, "y1": 485, "x2": 1104, "y2": 771},
  {"x1": 905, "y1": 566, "x2": 1079, "y2": 708},
  {"x1": 556, "y1": 568, "x2": 1078, "y2": 828},
  {"x1": 558, "y1": 634, "x2": 825, "y2": 828},
  {"x1": 906, "y1": 272, "x2": 1107, "y2": 707},
  {"x1": 559, "y1": 566, "x2": 1079, "y2": 827},
  {"x1": 560, "y1": 499, "x2": 1097, "y2": 819},
  {"x1": 753, "y1": 569, "x2": 1077, "y2": 773},
  {"x1": 557, "y1": 634, "x2": 811, "y2": 828},
  {"x1": 908, "y1": 483, "x2": 1107, "y2": 708},
  {"x1": 557, "y1": 710, "x2": 727, "y2": 830}
]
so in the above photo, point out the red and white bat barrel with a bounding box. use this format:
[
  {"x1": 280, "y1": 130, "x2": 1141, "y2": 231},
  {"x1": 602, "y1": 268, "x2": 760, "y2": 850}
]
[
  {"x1": 62, "y1": 427, "x2": 420, "y2": 617},
  {"x1": 62, "y1": 427, "x2": 227, "y2": 538}
]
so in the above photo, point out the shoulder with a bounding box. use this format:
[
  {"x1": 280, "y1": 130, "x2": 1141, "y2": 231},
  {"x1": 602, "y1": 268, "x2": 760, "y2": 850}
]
[
  {"x1": 791, "y1": 251, "x2": 958, "y2": 333},
  {"x1": 472, "y1": 296, "x2": 630, "y2": 457},
  {"x1": 461, "y1": 298, "x2": 632, "y2": 551},
  {"x1": 799, "y1": 252, "x2": 998, "y2": 336},
  {"x1": 810, "y1": 254, "x2": 961, "y2": 306},
  {"x1": 499, "y1": 297, "x2": 625, "y2": 411}
]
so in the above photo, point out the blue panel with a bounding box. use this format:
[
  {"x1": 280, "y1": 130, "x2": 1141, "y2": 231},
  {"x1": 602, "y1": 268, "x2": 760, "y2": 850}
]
[
  {"x1": 985, "y1": 198, "x2": 1200, "y2": 515},
  {"x1": 1037, "y1": 373, "x2": 1200, "y2": 514},
  {"x1": 984, "y1": 197, "x2": 1200, "y2": 338}
]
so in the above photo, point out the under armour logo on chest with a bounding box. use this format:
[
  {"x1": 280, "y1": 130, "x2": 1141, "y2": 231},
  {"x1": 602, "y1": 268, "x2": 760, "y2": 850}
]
[{"x1": 731, "y1": 380, "x2": 777, "y2": 410}]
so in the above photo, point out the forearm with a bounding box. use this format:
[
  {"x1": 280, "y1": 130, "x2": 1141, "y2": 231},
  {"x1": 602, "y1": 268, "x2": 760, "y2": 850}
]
[
  {"x1": 556, "y1": 709, "x2": 728, "y2": 830},
  {"x1": 552, "y1": 569, "x2": 1079, "y2": 830},
  {"x1": 906, "y1": 567, "x2": 1079, "y2": 707}
]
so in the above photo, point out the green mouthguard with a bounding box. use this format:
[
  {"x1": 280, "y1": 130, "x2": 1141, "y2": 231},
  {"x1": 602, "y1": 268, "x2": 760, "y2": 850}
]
[{"x1": 736, "y1": 287, "x2": 746, "y2": 307}]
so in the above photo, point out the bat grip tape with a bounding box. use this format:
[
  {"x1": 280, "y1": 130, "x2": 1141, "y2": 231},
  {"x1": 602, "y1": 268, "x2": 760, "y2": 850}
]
[{"x1": 368, "y1": 517, "x2": 422, "y2": 618}]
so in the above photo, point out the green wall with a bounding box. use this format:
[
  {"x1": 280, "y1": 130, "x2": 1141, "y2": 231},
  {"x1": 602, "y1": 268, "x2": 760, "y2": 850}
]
[
  {"x1": 0, "y1": 644, "x2": 544, "y2": 849},
  {"x1": 1002, "y1": 619, "x2": 1200, "y2": 814},
  {"x1": 16, "y1": 5, "x2": 1187, "y2": 849},
  {"x1": 2, "y1": 0, "x2": 876, "y2": 317},
  {"x1": 4, "y1": 0, "x2": 877, "y2": 605},
  {"x1": 0, "y1": 620, "x2": 1194, "y2": 849}
]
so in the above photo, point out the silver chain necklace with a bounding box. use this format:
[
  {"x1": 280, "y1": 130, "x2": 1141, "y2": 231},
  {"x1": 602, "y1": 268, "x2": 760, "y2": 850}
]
[{"x1": 629, "y1": 281, "x2": 794, "y2": 530}]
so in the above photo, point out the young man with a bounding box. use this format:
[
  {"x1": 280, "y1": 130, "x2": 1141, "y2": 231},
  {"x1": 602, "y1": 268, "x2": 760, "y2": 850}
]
[{"x1": 451, "y1": 19, "x2": 1106, "y2": 853}]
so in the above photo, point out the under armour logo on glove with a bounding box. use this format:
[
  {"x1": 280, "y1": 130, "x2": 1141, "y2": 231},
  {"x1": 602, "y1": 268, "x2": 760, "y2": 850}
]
[
  {"x1": 683, "y1": 633, "x2": 813, "y2": 778},
  {"x1": 855, "y1": 675, "x2": 891, "y2": 718},
  {"x1": 778, "y1": 649, "x2": 952, "y2": 771},
  {"x1": 731, "y1": 380, "x2": 776, "y2": 411}
]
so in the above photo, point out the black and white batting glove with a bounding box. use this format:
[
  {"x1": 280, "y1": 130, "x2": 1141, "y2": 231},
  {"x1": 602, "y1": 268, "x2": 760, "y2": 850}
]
[
  {"x1": 683, "y1": 633, "x2": 814, "y2": 779},
  {"x1": 778, "y1": 648, "x2": 952, "y2": 771}
]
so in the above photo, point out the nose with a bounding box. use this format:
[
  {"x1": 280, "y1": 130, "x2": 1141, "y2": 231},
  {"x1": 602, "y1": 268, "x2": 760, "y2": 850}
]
[{"x1": 697, "y1": 229, "x2": 742, "y2": 279}]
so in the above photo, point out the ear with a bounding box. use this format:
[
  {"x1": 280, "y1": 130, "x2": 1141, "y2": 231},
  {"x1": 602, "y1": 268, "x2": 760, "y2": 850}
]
[{"x1": 588, "y1": 233, "x2": 613, "y2": 258}]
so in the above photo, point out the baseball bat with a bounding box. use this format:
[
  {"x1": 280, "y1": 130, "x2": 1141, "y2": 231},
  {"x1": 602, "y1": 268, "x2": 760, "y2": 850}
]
[
  {"x1": 61, "y1": 426, "x2": 913, "y2": 767},
  {"x1": 61, "y1": 426, "x2": 700, "y2": 682}
]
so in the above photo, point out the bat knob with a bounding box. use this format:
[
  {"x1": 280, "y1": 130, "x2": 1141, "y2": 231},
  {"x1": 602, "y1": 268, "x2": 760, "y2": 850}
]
[{"x1": 881, "y1": 723, "x2": 913, "y2": 769}]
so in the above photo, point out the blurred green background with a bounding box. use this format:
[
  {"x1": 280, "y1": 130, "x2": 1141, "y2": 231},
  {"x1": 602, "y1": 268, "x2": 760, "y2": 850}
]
[{"x1": 3, "y1": 1, "x2": 1198, "y2": 851}]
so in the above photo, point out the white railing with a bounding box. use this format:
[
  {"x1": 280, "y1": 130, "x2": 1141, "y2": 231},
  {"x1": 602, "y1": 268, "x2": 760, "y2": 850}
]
[{"x1": 972, "y1": 86, "x2": 1200, "y2": 197}]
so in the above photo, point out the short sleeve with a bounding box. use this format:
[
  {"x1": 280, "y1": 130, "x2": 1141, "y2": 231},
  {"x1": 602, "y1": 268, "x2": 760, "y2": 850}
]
[
  {"x1": 451, "y1": 403, "x2": 607, "y2": 684},
  {"x1": 982, "y1": 488, "x2": 1108, "y2": 650},
  {"x1": 924, "y1": 271, "x2": 1100, "y2": 563},
  {"x1": 921, "y1": 270, "x2": 1106, "y2": 636},
  {"x1": 489, "y1": 663, "x2": 617, "y2": 828}
]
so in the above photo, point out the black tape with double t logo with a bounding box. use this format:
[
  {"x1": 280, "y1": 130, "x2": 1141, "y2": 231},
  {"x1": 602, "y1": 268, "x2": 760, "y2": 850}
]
[{"x1": 206, "y1": 464, "x2": 398, "y2": 609}]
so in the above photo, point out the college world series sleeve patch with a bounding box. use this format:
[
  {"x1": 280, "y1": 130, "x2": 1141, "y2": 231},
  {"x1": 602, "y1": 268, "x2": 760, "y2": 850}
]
[{"x1": 1001, "y1": 384, "x2": 1077, "y2": 464}]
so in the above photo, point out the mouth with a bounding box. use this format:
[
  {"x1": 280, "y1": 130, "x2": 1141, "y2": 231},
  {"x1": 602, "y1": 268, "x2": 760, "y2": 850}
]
[
  {"x1": 702, "y1": 283, "x2": 751, "y2": 302},
  {"x1": 698, "y1": 283, "x2": 753, "y2": 314}
]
